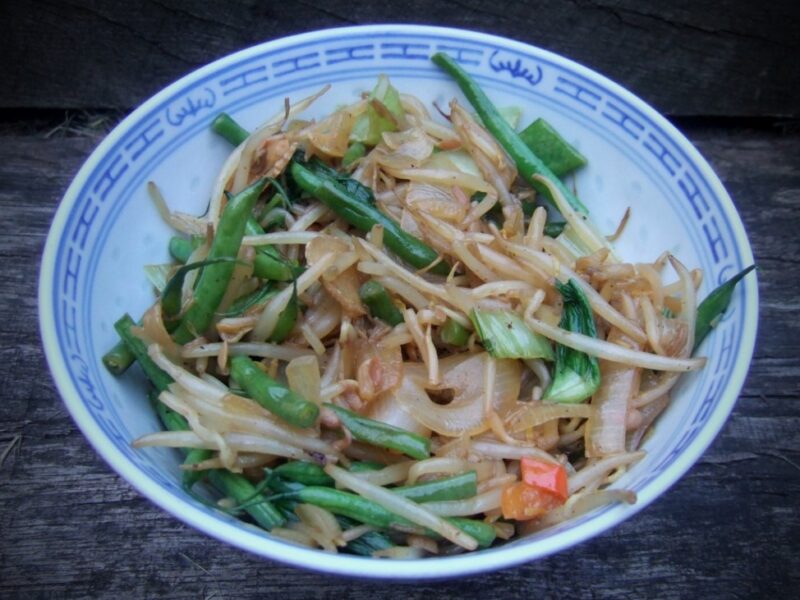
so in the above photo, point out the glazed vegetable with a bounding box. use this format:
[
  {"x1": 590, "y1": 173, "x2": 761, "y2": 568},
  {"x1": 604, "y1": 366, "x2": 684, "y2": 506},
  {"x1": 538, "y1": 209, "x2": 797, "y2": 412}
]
[
  {"x1": 470, "y1": 308, "x2": 554, "y2": 360},
  {"x1": 342, "y1": 142, "x2": 366, "y2": 167},
  {"x1": 168, "y1": 234, "x2": 204, "y2": 264},
  {"x1": 114, "y1": 314, "x2": 172, "y2": 392},
  {"x1": 694, "y1": 265, "x2": 756, "y2": 351},
  {"x1": 274, "y1": 461, "x2": 335, "y2": 487},
  {"x1": 171, "y1": 177, "x2": 268, "y2": 344},
  {"x1": 211, "y1": 112, "x2": 249, "y2": 146},
  {"x1": 520, "y1": 457, "x2": 568, "y2": 502},
  {"x1": 393, "y1": 471, "x2": 478, "y2": 503},
  {"x1": 277, "y1": 485, "x2": 494, "y2": 548},
  {"x1": 230, "y1": 355, "x2": 320, "y2": 428},
  {"x1": 207, "y1": 469, "x2": 285, "y2": 530},
  {"x1": 518, "y1": 118, "x2": 587, "y2": 178},
  {"x1": 290, "y1": 160, "x2": 450, "y2": 276},
  {"x1": 269, "y1": 282, "x2": 299, "y2": 343},
  {"x1": 101, "y1": 338, "x2": 135, "y2": 375},
  {"x1": 161, "y1": 258, "x2": 240, "y2": 321},
  {"x1": 543, "y1": 280, "x2": 601, "y2": 403},
  {"x1": 246, "y1": 217, "x2": 299, "y2": 282},
  {"x1": 359, "y1": 280, "x2": 404, "y2": 326},
  {"x1": 432, "y1": 51, "x2": 588, "y2": 213},
  {"x1": 113, "y1": 74, "x2": 733, "y2": 558},
  {"x1": 439, "y1": 318, "x2": 470, "y2": 347},
  {"x1": 325, "y1": 404, "x2": 431, "y2": 460},
  {"x1": 500, "y1": 482, "x2": 563, "y2": 521}
]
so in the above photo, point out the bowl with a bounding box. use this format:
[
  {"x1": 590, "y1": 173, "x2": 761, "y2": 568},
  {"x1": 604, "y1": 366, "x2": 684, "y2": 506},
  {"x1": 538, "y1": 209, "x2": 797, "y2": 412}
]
[{"x1": 39, "y1": 24, "x2": 758, "y2": 578}]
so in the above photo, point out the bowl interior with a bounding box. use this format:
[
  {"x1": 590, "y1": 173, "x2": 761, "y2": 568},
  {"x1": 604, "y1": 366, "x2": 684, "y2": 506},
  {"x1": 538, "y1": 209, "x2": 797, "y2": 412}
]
[{"x1": 39, "y1": 25, "x2": 757, "y2": 578}]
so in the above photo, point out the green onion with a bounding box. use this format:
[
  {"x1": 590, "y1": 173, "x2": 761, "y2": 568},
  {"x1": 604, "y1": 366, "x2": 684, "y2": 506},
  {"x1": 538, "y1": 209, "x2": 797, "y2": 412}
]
[
  {"x1": 543, "y1": 279, "x2": 600, "y2": 403},
  {"x1": 694, "y1": 265, "x2": 756, "y2": 351},
  {"x1": 470, "y1": 308, "x2": 554, "y2": 360}
]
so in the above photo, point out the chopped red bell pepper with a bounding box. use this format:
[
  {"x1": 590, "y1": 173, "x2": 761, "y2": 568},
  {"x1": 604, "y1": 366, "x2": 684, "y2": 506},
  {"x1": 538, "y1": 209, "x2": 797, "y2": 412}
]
[{"x1": 520, "y1": 457, "x2": 568, "y2": 502}]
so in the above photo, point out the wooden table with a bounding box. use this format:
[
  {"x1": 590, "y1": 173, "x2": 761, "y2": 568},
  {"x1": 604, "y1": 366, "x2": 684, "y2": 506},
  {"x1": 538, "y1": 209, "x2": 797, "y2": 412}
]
[{"x1": 2, "y1": 2, "x2": 798, "y2": 597}]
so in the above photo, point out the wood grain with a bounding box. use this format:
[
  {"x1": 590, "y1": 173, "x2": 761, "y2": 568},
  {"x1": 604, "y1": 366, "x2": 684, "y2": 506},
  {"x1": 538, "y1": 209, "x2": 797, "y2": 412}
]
[
  {"x1": 2, "y1": 0, "x2": 799, "y2": 117},
  {"x1": 0, "y1": 122, "x2": 797, "y2": 598}
]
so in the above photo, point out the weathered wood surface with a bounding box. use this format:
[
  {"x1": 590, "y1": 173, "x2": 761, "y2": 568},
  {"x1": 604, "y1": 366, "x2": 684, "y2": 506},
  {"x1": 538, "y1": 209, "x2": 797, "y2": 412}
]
[
  {"x1": 2, "y1": 0, "x2": 799, "y2": 117},
  {"x1": 0, "y1": 122, "x2": 797, "y2": 598}
]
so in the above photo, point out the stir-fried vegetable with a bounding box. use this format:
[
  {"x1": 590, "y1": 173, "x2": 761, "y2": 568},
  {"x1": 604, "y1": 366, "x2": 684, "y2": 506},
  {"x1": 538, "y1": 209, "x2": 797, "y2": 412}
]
[
  {"x1": 518, "y1": 118, "x2": 587, "y2": 178},
  {"x1": 432, "y1": 52, "x2": 588, "y2": 214},
  {"x1": 470, "y1": 308, "x2": 554, "y2": 360},
  {"x1": 290, "y1": 160, "x2": 451, "y2": 276},
  {"x1": 359, "y1": 280, "x2": 404, "y2": 326},
  {"x1": 171, "y1": 178, "x2": 268, "y2": 344},
  {"x1": 103, "y1": 71, "x2": 754, "y2": 558},
  {"x1": 694, "y1": 265, "x2": 756, "y2": 351},
  {"x1": 230, "y1": 355, "x2": 320, "y2": 428},
  {"x1": 543, "y1": 280, "x2": 601, "y2": 404}
]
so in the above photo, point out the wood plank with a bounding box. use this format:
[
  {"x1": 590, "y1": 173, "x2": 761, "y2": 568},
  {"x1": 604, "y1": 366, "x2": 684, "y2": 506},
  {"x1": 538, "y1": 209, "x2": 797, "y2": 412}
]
[
  {"x1": 2, "y1": 0, "x2": 798, "y2": 116},
  {"x1": 0, "y1": 126, "x2": 798, "y2": 597}
]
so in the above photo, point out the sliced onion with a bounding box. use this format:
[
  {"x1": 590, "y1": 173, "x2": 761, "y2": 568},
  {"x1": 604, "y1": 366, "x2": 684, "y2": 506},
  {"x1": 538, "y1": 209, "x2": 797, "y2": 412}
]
[
  {"x1": 394, "y1": 353, "x2": 520, "y2": 436},
  {"x1": 287, "y1": 355, "x2": 322, "y2": 405},
  {"x1": 355, "y1": 339, "x2": 404, "y2": 403},
  {"x1": 365, "y1": 387, "x2": 431, "y2": 441},
  {"x1": 506, "y1": 402, "x2": 593, "y2": 433},
  {"x1": 406, "y1": 458, "x2": 495, "y2": 485},
  {"x1": 307, "y1": 106, "x2": 359, "y2": 157}
]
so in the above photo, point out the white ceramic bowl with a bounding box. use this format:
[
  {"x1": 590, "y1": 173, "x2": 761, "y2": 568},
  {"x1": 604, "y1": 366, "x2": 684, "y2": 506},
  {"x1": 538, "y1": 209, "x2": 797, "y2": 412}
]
[{"x1": 39, "y1": 25, "x2": 758, "y2": 578}]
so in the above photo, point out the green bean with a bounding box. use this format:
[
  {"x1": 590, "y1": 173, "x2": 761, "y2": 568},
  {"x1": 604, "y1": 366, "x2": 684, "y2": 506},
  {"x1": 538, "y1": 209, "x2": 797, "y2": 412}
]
[
  {"x1": 273, "y1": 461, "x2": 335, "y2": 487},
  {"x1": 168, "y1": 235, "x2": 205, "y2": 264},
  {"x1": 294, "y1": 486, "x2": 414, "y2": 531},
  {"x1": 290, "y1": 160, "x2": 451, "y2": 276},
  {"x1": 393, "y1": 471, "x2": 478, "y2": 503},
  {"x1": 230, "y1": 355, "x2": 319, "y2": 428},
  {"x1": 359, "y1": 280, "x2": 404, "y2": 326},
  {"x1": 432, "y1": 52, "x2": 588, "y2": 214},
  {"x1": 102, "y1": 338, "x2": 135, "y2": 375},
  {"x1": 207, "y1": 469, "x2": 285, "y2": 530},
  {"x1": 445, "y1": 517, "x2": 496, "y2": 548},
  {"x1": 245, "y1": 217, "x2": 299, "y2": 281},
  {"x1": 114, "y1": 314, "x2": 172, "y2": 392},
  {"x1": 348, "y1": 461, "x2": 385, "y2": 473},
  {"x1": 269, "y1": 282, "x2": 299, "y2": 343},
  {"x1": 694, "y1": 265, "x2": 756, "y2": 351},
  {"x1": 171, "y1": 178, "x2": 267, "y2": 344},
  {"x1": 211, "y1": 112, "x2": 249, "y2": 146},
  {"x1": 325, "y1": 403, "x2": 430, "y2": 460},
  {"x1": 336, "y1": 515, "x2": 395, "y2": 555},
  {"x1": 342, "y1": 142, "x2": 366, "y2": 167},
  {"x1": 440, "y1": 318, "x2": 470, "y2": 347},
  {"x1": 292, "y1": 486, "x2": 493, "y2": 547}
]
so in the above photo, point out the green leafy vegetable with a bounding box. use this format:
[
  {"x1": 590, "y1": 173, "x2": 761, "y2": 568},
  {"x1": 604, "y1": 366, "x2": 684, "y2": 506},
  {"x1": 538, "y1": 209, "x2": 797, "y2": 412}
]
[
  {"x1": 543, "y1": 279, "x2": 600, "y2": 403},
  {"x1": 470, "y1": 308, "x2": 554, "y2": 360},
  {"x1": 349, "y1": 75, "x2": 404, "y2": 146}
]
